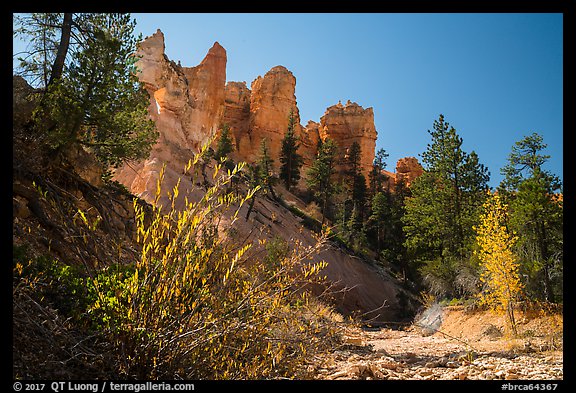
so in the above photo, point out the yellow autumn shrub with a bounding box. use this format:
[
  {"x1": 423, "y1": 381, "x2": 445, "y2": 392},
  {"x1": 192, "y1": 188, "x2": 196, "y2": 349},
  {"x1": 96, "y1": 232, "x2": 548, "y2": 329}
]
[
  {"x1": 92, "y1": 144, "x2": 341, "y2": 379},
  {"x1": 474, "y1": 191, "x2": 523, "y2": 336}
]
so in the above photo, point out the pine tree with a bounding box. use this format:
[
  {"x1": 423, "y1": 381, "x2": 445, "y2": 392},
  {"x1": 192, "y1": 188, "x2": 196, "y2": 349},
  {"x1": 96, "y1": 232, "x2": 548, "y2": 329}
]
[
  {"x1": 403, "y1": 114, "x2": 490, "y2": 298},
  {"x1": 474, "y1": 192, "x2": 522, "y2": 335},
  {"x1": 258, "y1": 139, "x2": 278, "y2": 200},
  {"x1": 14, "y1": 13, "x2": 158, "y2": 169},
  {"x1": 499, "y1": 132, "x2": 553, "y2": 193},
  {"x1": 279, "y1": 109, "x2": 303, "y2": 192},
  {"x1": 365, "y1": 178, "x2": 411, "y2": 279},
  {"x1": 499, "y1": 133, "x2": 563, "y2": 302},
  {"x1": 306, "y1": 138, "x2": 338, "y2": 224},
  {"x1": 332, "y1": 141, "x2": 369, "y2": 251},
  {"x1": 244, "y1": 163, "x2": 262, "y2": 220},
  {"x1": 343, "y1": 141, "x2": 368, "y2": 221},
  {"x1": 345, "y1": 142, "x2": 362, "y2": 181},
  {"x1": 387, "y1": 179, "x2": 412, "y2": 280},
  {"x1": 368, "y1": 148, "x2": 389, "y2": 197},
  {"x1": 365, "y1": 191, "x2": 390, "y2": 254},
  {"x1": 14, "y1": 13, "x2": 74, "y2": 88},
  {"x1": 214, "y1": 123, "x2": 234, "y2": 164}
]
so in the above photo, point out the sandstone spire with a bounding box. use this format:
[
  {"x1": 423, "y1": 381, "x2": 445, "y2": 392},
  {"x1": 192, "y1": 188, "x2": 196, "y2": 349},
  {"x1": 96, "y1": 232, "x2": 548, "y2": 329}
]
[
  {"x1": 319, "y1": 100, "x2": 378, "y2": 180},
  {"x1": 114, "y1": 31, "x2": 227, "y2": 203}
]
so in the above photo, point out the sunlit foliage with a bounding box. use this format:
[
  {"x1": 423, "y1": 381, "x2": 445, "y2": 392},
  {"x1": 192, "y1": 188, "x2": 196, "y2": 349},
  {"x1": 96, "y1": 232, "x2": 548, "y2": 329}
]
[{"x1": 474, "y1": 192, "x2": 523, "y2": 335}]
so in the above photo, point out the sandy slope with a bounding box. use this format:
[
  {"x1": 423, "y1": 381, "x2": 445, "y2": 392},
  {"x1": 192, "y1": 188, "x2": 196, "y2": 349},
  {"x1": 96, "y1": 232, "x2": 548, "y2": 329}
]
[{"x1": 115, "y1": 155, "x2": 420, "y2": 323}]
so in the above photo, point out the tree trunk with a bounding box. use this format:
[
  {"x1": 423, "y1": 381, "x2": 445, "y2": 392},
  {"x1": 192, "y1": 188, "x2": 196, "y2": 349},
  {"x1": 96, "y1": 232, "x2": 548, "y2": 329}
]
[
  {"x1": 321, "y1": 194, "x2": 326, "y2": 226},
  {"x1": 36, "y1": 13, "x2": 73, "y2": 137},
  {"x1": 538, "y1": 221, "x2": 554, "y2": 302},
  {"x1": 245, "y1": 196, "x2": 256, "y2": 220},
  {"x1": 507, "y1": 301, "x2": 518, "y2": 337},
  {"x1": 48, "y1": 13, "x2": 73, "y2": 87},
  {"x1": 267, "y1": 182, "x2": 277, "y2": 201}
]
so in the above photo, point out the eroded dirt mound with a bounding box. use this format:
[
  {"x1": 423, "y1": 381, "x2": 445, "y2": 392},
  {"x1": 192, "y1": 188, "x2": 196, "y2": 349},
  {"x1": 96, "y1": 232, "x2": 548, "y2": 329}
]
[{"x1": 432, "y1": 305, "x2": 563, "y2": 347}]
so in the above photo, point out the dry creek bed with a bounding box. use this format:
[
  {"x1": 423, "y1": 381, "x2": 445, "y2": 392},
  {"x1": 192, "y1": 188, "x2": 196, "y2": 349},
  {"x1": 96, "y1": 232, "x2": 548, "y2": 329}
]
[{"x1": 312, "y1": 327, "x2": 563, "y2": 380}]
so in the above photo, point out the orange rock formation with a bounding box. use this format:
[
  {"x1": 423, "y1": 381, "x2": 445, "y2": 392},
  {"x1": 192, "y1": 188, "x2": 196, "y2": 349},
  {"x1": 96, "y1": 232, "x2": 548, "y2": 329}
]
[
  {"x1": 111, "y1": 30, "x2": 422, "y2": 323},
  {"x1": 318, "y1": 100, "x2": 378, "y2": 180},
  {"x1": 117, "y1": 30, "x2": 423, "y2": 199},
  {"x1": 114, "y1": 30, "x2": 226, "y2": 201}
]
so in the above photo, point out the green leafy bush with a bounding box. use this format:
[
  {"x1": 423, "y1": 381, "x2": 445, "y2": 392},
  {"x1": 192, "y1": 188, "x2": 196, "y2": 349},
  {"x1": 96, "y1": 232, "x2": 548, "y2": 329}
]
[{"x1": 13, "y1": 247, "x2": 87, "y2": 318}]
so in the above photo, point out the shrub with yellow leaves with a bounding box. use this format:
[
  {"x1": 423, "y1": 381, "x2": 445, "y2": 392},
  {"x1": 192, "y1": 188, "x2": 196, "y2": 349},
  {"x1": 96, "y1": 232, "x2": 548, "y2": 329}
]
[
  {"x1": 91, "y1": 142, "x2": 341, "y2": 379},
  {"x1": 474, "y1": 191, "x2": 523, "y2": 336}
]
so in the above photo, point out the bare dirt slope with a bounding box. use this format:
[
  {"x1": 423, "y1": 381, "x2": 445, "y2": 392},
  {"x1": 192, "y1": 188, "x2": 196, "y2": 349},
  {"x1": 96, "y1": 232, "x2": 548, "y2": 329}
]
[
  {"x1": 237, "y1": 187, "x2": 419, "y2": 322},
  {"x1": 115, "y1": 153, "x2": 420, "y2": 323},
  {"x1": 314, "y1": 305, "x2": 563, "y2": 380}
]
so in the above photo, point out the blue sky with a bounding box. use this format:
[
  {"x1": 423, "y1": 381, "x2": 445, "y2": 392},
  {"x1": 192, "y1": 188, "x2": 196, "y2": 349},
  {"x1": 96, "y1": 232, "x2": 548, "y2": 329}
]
[{"x1": 13, "y1": 13, "x2": 563, "y2": 189}]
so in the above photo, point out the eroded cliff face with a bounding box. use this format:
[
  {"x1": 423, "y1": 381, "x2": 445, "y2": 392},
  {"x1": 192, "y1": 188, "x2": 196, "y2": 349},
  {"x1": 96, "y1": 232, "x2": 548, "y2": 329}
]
[
  {"x1": 222, "y1": 90, "x2": 378, "y2": 183},
  {"x1": 220, "y1": 67, "x2": 307, "y2": 172},
  {"x1": 114, "y1": 30, "x2": 226, "y2": 201},
  {"x1": 381, "y1": 156, "x2": 424, "y2": 192},
  {"x1": 299, "y1": 120, "x2": 321, "y2": 170},
  {"x1": 136, "y1": 29, "x2": 226, "y2": 153},
  {"x1": 318, "y1": 100, "x2": 378, "y2": 180},
  {"x1": 221, "y1": 81, "x2": 251, "y2": 155},
  {"x1": 395, "y1": 156, "x2": 424, "y2": 186}
]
